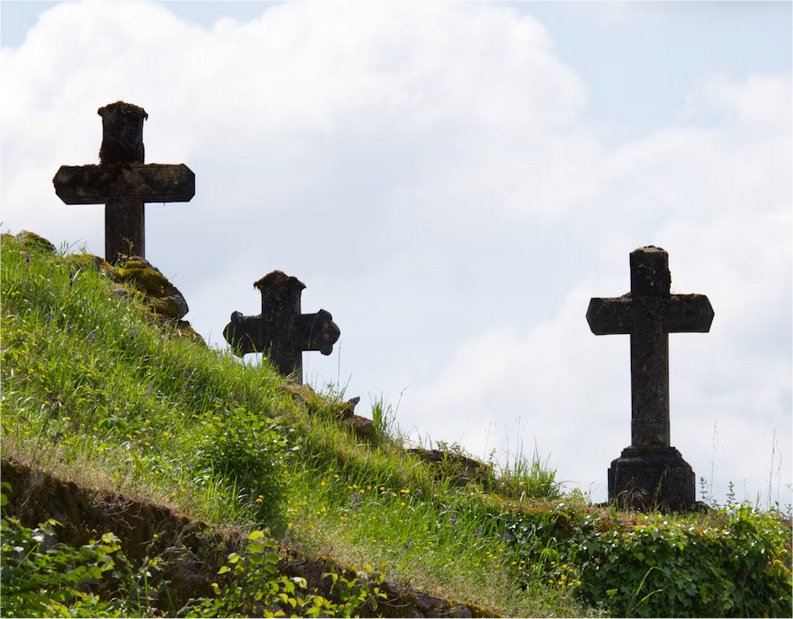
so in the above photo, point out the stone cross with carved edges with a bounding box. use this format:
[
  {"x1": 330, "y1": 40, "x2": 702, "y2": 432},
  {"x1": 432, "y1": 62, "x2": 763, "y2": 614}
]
[
  {"x1": 587, "y1": 246, "x2": 714, "y2": 510},
  {"x1": 53, "y1": 101, "x2": 195, "y2": 264},
  {"x1": 223, "y1": 271, "x2": 341, "y2": 384}
]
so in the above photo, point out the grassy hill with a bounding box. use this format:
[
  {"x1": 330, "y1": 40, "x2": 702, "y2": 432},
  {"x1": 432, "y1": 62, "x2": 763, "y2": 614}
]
[{"x1": 1, "y1": 232, "x2": 791, "y2": 618}]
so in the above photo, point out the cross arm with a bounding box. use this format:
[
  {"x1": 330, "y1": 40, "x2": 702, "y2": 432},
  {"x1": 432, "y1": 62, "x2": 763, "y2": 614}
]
[
  {"x1": 587, "y1": 293, "x2": 714, "y2": 335},
  {"x1": 53, "y1": 164, "x2": 195, "y2": 204},
  {"x1": 586, "y1": 295, "x2": 633, "y2": 335},
  {"x1": 664, "y1": 294, "x2": 714, "y2": 333},
  {"x1": 298, "y1": 310, "x2": 340, "y2": 355}
]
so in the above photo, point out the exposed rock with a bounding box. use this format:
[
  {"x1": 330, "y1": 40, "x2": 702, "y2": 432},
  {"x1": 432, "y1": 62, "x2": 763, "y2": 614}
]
[
  {"x1": 408, "y1": 448, "x2": 492, "y2": 488},
  {"x1": 344, "y1": 414, "x2": 376, "y2": 440},
  {"x1": 114, "y1": 256, "x2": 189, "y2": 320},
  {"x1": 66, "y1": 252, "x2": 113, "y2": 275},
  {"x1": 15, "y1": 230, "x2": 56, "y2": 253},
  {"x1": 172, "y1": 320, "x2": 206, "y2": 346},
  {"x1": 337, "y1": 396, "x2": 361, "y2": 420}
]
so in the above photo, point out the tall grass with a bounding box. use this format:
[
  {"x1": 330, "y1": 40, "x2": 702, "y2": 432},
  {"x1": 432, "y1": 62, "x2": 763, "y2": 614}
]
[
  {"x1": 0, "y1": 235, "x2": 588, "y2": 616},
  {"x1": 5, "y1": 234, "x2": 787, "y2": 618}
]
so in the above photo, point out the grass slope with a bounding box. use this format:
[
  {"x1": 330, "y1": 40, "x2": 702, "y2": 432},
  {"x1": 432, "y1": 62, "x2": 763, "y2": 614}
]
[{"x1": 1, "y1": 232, "x2": 791, "y2": 618}]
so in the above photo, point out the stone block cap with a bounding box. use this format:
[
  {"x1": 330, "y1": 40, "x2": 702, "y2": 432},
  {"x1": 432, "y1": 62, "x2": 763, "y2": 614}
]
[{"x1": 254, "y1": 270, "x2": 306, "y2": 292}]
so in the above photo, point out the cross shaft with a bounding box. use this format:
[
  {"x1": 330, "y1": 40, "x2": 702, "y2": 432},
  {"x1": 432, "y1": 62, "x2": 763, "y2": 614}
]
[{"x1": 586, "y1": 246, "x2": 714, "y2": 447}]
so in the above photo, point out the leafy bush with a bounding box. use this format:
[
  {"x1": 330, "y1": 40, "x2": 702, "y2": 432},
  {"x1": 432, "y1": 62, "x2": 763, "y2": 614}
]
[
  {"x1": 184, "y1": 529, "x2": 385, "y2": 618},
  {"x1": 1, "y1": 515, "x2": 133, "y2": 617},
  {"x1": 575, "y1": 504, "x2": 792, "y2": 617},
  {"x1": 504, "y1": 501, "x2": 792, "y2": 617},
  {"x1": 193, "y1": 409, "x2": 292, "y2": 528}
]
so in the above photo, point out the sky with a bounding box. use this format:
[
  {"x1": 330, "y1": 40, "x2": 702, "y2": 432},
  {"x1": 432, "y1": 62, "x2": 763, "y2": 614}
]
[{"x1": 1, "y1": 0, "x2": 790, "y2": 506}]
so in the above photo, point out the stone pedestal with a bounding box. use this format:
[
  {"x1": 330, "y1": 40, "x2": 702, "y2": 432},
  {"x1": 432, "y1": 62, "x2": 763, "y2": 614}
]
[{"x1": 608, "y1": 446, "x2": 695, "y2": 511}]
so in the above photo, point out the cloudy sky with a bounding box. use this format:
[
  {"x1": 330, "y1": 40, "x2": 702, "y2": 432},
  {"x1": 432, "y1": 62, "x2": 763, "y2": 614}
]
[{"x1": 2, "y1": 0, "x2": 790, "y2": 506}]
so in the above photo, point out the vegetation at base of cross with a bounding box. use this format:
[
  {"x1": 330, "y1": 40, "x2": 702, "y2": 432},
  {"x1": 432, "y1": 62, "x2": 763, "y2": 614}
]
[
  {"x1": 502, "y1": 498, "x2": 792, "y2": 617},
  {"x1": 1, "y1": 232, "x2": 791, "y2": 617}
]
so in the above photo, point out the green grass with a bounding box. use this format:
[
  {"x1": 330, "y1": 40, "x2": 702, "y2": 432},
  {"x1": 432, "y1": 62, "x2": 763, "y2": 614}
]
[
  {"x1": 0, "y1": 234, "x2": 588, "y2": 616},
  {"x1": 1, "y1": 232, "x2": 790, "y2": 618}
]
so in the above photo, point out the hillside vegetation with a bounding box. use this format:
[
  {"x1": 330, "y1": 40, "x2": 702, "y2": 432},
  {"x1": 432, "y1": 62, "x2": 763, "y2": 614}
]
[{"x1": 1, "y1": 232, "x2": 791, "y2": 617}]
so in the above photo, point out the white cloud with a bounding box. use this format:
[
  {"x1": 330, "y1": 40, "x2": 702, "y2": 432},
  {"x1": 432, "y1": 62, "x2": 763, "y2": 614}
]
[{"x1": 1, "y1": 1, "x2": 789, "y2": 506}]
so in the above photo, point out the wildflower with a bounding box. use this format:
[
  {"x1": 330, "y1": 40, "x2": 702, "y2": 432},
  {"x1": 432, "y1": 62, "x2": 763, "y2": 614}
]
[
  {"x1": 86, "y1": 329, "x2": 97, "y2": 340},
  {"x1": 351, "y1": 493, "x2": 362, "y2": 504},
  {"x1": 503, "y1": 531, "x2": 511, "y2": 542},
  {"x1": 66, "y1": 324, "x2": 73, "y2": 334},
  {"x1": 450, "y1": 513, "x2": 458, "y2": 525},
  {"x1": 23, "y1": 252, "x2": 30, "y2": 263},
  {"x1": 400, "y1": 488, "x2": 410, "y2": 494},
  {"x1": 130, "y1": 330, "x2": 137, "y2": 339},
  {"x1": 256, "y1": 495, "x2": 264, "y2": 504},
  {"x1": 184, "y1": 369, "x2": 192, "y2": 379}
]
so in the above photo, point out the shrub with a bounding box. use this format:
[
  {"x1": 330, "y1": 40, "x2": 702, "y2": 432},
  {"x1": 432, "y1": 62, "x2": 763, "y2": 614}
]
[
  {"x1": 1, "y1": 515, "x2": 132, "y2": 618},
  {"x1": 505, "y1": 501, "x2": 792, "y2": 617},
  {"x1": 193, "y1": 408, "x2": 292, "y2": 528},
  {"x1": 574, "y1": 504, "x2": 792, "y2": 617}
]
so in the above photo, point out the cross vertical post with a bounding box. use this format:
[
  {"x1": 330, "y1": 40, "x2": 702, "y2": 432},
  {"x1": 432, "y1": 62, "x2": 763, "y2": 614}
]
[
  {"x1": 587, "y1": 246, "x2": 714, "y2": 510},
  {"x1": 53, "y1": 101, "x2": 195, "y2": 263}
]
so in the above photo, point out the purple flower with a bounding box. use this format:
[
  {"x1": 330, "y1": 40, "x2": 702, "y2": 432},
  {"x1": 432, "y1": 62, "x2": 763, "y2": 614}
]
[
  {"x1": 130, "y1": 330, "x2": 138, "y2": 339},
  {"x1": 184, "y1": 369, "x2": 192, "y2": 379},
  {"x1": 66, "y1": 324, "x2": 73, "y2": 334},
  {"x1": 23, "y1": 253, "x2": 30, "y2": 263},
  {"x1": 351, "y1": 493, "x2": 362, "y2": 504},
  {"x1": 86, "y1": 329, "x2": 97, "y2": 340},
  {"x1": 450, "y1": 514, "x2": 458, "y2": 525},
  {"x1": 503, "y1": 531, "x2": 511, "y2": 542}
]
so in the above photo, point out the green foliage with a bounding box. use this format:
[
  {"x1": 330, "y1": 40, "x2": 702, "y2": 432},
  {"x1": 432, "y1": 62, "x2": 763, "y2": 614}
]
[
  {"x1": 185, "y1": 529, "x2": 384, "y2": 618},
  {"x1": 3, "y1": 233, "x2": 791, "y2": 618},
  {"x1": 1, "y1": 515, "x2": 133, "y2": 617},
  {"x1": 504, "y1": 501, "x2": 793, "y2": 617},
  {"x1": 575, "y1": 504, "x2": 792, "y2": 617},
  {"x1": 193, "y1": 410, "x2": 292, "y2": 528},
  {"x1": 494, "y1": 446, "x2": 561, "y2": 501}
]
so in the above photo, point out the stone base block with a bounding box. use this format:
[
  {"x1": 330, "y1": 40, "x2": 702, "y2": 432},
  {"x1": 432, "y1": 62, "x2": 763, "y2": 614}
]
[{"x1": 608, "y1": 446, "x2": 695, "y2": 511}]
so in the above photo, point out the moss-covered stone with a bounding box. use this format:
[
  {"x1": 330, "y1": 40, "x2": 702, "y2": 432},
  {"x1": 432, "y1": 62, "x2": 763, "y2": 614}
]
[
  {"x1": 65, "y1": 253, "x2": 113, "y2": 275},
  {"x1": 15, "y1": 230, "x2": 56, "y2": 254},
  {"x1": 114, "y1": 257, "x2": 188, "y2": 320}
]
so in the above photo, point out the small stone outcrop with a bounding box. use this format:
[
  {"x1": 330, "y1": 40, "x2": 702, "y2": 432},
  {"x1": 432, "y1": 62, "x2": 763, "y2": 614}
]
[
  {"x1": 114, "y1": 256, "x2": 189, "y2": 319},
  {"x1": 15, "y1": 230, "x2": 56, "y2": 253},
  {"x1": 408, "y1": 448, "x2": 492, "y2": 488}
]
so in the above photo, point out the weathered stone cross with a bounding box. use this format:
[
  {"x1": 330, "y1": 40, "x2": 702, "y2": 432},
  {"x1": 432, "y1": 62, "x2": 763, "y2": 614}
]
[
  {"x1": 223, "y1": 271, "x2": 341, "y2": 383},
  {"x1": 587, "y1": 246, "x2": 714, "y2": 510},
  {"x1": 53, "y1": 101, "x2": 195, "y2": 264}
]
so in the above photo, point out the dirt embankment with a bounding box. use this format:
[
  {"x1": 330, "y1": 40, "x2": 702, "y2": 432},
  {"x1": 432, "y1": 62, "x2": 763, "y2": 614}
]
[{"x1": 1, "y1": 458, "x2": 489, "y2": 617}]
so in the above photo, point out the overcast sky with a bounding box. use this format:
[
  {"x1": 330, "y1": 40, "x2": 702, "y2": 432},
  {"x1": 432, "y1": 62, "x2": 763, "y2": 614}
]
[{"x1": 2, "y1": 0, "x2": 790, "y2": 506}]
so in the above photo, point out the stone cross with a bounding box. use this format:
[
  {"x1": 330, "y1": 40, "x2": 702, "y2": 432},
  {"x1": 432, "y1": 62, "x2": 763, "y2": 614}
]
[
  {"x1": 223, "y1": 271, "x2": 341, "y2": 383},
  {"x1": 587, "y1": 246, "x2": 714, "y2": 510},
  {"x1": 53, "y1": 101, "x2": 195, "y2": 264}
]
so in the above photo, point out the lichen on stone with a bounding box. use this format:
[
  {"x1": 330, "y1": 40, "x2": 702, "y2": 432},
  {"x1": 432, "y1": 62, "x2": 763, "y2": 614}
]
[
  {"x1": 14, "y1": 230, "x2": 56, "y2": 254},
  {"x1": 114, "y1": 257, "x2": 188, "y2": 320}
]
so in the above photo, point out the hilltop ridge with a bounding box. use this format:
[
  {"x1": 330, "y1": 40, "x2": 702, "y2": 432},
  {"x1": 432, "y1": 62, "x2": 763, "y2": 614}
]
[{"x1": 1, "y1": 231, "x2": 790, "y2": 618}]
